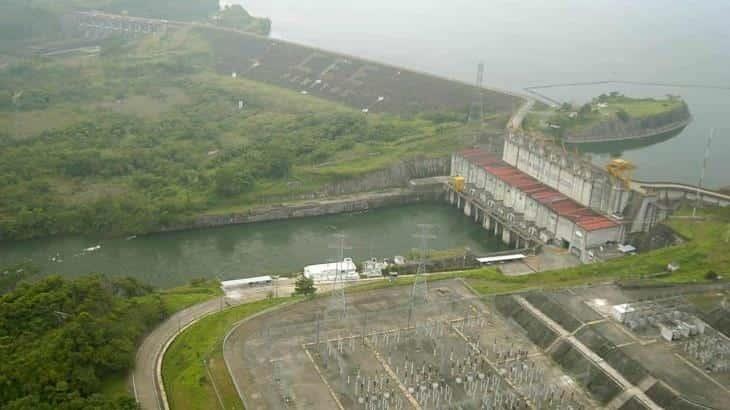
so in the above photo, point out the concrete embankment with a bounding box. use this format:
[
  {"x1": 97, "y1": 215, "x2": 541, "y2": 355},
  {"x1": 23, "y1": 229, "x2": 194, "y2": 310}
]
[
  {"x1": 563, "y1": 103, "x2": 691, "y2": 144},
  {"x1": 163, "y1": 188, "x2": 444, "y2": 233}
]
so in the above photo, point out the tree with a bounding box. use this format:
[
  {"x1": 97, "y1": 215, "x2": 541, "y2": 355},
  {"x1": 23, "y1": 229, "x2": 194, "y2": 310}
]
[
  {"x1": 294, "y1": 275, "x2": 316, "y2": 296},
  {"x1": 214, "y1": 166, "x2": 254, "y2": 197},
  {"x1": 579, "y1": 103, "x2": 592, "y2": 117},
  {"x1": 616, "y1": 109, "x2": 630, "y2": 122}
]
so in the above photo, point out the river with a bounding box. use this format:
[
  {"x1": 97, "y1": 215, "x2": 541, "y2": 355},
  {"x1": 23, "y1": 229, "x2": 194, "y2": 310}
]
[
  {"x1": 0, "y1": 204, "x2": 505, "y2": 287},
  {"x1": 229, "y1": 0, "x2": 730, "y2": 188}
]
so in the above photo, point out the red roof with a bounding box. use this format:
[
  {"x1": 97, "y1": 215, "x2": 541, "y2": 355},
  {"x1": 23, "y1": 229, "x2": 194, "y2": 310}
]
[{"x1": 462, "y1": 149, "x2": 618, "y2": 232}]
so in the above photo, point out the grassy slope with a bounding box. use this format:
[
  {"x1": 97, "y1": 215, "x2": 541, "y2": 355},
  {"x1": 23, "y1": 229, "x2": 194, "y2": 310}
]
[
  {"x1": 606, "y1": 96, "x2": 684, "y2": 117},
  {"x1": 162, "y1": 297, "x2": 293, "y2": 410},
  {"x1": 157, "y1": 279, "x2": 223, "y2": 313},
  {"x1": 1, "y1": 28, "x2": 493, "y2": 238},
  {"x1": 526, "y1": 95, "x2": 685, "y2": 135}
]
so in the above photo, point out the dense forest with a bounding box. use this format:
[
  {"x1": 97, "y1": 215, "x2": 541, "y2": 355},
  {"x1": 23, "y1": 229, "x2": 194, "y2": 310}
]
[
  {"x1": 0, "y1": 275, "x2": 166, "y2": 409},
  {"x1": 0, "y1": 28, "x2": 473, "y2": 240}
]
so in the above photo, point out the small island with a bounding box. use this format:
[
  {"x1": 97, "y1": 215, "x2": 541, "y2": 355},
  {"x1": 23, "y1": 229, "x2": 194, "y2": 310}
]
[{"x1": 524, "y1": 93, "x2": 691, "y2": 143}]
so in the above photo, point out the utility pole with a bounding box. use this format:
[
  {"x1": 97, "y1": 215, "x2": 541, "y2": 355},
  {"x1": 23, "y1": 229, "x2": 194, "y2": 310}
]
[{"x1": 693, "y1": 128, "x2": 714, "y2": 217}]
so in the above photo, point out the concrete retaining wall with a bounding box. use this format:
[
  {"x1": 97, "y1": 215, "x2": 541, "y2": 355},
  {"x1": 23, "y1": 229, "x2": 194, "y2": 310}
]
[
  {"x1": 163, "y1": 189, "x2": 444, "y2": 233},
  {"x1": 317, "y1": 157, "x2": 450, "y2": 197}
]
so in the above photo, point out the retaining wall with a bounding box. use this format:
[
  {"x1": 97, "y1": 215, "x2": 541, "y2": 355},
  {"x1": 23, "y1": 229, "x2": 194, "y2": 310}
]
[{"x1": 163, "y1": 189, "x2": 444, "y2": 233}]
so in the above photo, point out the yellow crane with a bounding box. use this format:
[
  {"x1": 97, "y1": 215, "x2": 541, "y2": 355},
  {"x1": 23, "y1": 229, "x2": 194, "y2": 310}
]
[{"x1": 606, "y1": 159, "x2": 636, "y2": 189}]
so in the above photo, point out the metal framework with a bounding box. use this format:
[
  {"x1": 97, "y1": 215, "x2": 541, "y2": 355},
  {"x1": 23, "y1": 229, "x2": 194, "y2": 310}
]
[{"x1": 468, "y1": 62, "x2": 485, "y2": 124}]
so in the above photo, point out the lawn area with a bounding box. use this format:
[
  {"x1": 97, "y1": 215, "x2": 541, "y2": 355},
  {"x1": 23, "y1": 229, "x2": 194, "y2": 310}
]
[
  {"x1": 162, "y1": 297, "x2": 294, "y2": 410},
  {"x1": 605, "y1": 95, "x2": 685, "y2": 117},
  {"x1": 158, "y1": 279, "x2": 223, "y2": 313},
  {"x1": 524, "y1": 93, "x2": 688, "y2": 137}
]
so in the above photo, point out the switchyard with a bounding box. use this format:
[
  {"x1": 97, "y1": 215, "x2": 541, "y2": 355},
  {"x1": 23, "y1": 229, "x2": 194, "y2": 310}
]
[
  {"x1": 222, "y1": 280, "x2": 730, "y2": 409},
  {"x1": 224, "y1": 280, "x2": 596, "y2": 409}
]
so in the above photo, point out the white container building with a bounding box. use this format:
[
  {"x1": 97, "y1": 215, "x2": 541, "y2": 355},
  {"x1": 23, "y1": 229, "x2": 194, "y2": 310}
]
[{"x1": 304, "y1": 258, "x2": 359, "y2": 283}]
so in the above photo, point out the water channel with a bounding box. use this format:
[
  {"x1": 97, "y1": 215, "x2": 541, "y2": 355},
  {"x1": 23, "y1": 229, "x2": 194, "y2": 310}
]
[{"x1": 0, "y1": 204, "x2": 505, "y2": 287}]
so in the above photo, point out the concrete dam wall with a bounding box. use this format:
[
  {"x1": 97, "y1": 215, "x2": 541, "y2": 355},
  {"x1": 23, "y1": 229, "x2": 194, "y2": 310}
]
[{"x1": 196, "y1": 27, "x2": 522, "y2": 116}]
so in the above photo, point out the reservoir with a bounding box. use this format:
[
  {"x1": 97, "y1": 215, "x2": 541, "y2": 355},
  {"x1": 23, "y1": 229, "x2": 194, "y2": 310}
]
[
  {"x1": 233, "y1": 0, "x2": 730, "y2": 188},
  {"x1": 0, "y1": 204, "x2": 506, "y2": 287}
]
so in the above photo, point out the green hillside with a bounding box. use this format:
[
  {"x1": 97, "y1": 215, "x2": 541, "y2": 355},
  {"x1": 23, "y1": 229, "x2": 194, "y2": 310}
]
[{"x1": 0, "y1": 28, "x2": 487, "y2": 240}]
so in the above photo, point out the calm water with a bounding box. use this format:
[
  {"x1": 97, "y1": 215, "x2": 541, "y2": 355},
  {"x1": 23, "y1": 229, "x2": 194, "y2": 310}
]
[
  {"x1": 231, "y1": 0, "x2": 730, "y2": 188},
  {"x1": 0, "y1": 204, "x2": 505, "y2": 287}
]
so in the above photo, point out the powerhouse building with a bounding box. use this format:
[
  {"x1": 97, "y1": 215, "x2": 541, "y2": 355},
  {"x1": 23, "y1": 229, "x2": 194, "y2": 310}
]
[{"x1": 451, "y1": 148, "x2": 623, "y2": 261}]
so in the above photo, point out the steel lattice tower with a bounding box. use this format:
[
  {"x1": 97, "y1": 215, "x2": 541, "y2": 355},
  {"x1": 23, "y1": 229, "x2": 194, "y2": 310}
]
[
  {"x1": 408, "y1": 224, "x2": 435, "y2": 326},
  {"x1": 326, "y1": 233, "x2": 350, "y2": 319},
  {"x1": 468, "y1": 63, "x2": 485, "y2": 124}
]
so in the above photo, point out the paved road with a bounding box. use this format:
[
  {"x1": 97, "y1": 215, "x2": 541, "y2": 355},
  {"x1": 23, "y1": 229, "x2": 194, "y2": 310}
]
[
  {"x1": 133, "y1": 297, "x2": 226, "y2": 410},
  {"x1": 132, "y1": 277, "x2": 347, "y2": 410},
  {"x1": 508, "y1": 98, "x2": 535, "y2": 131}
]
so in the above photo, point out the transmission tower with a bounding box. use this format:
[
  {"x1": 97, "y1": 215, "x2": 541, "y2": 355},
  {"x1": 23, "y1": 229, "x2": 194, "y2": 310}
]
[
  {"x1": 327, "y1": 233, "x2": 351, "y2": 319},
  {"x1": 408, "y1": 224, "x2": 435, "y2": 326},
  {"x1": 693, "y1": 128, "x2": 714, "y2": 217},
  {"x1": 467, "y1": 62, "x2": 485, "y2": 124}
]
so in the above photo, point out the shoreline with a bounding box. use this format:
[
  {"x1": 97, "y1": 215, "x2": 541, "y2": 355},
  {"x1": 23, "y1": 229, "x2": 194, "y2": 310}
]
[{"x1": 562, "y1": 117, "x2": 692, "y2": 144}]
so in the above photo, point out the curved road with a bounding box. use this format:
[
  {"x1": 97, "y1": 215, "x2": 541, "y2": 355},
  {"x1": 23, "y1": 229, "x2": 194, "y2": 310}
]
[
  {"x1": 133, "y1": 297, "x2": 226, "y2": 410},
  {"x1": 133, "y1": 280, "x2": 299, "y2": 410}
]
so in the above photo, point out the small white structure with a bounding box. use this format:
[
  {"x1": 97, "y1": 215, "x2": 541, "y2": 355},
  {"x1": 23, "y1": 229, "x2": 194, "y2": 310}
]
[
  {"x1": 362, "y1": 258, "x2": 388, "y2": 278},
  {"x1": 393, "y1": 255, "x2": 407, "y2": 265},
  {"x1": 618, "y1": 244, "x2": 636, "y2": 254},
  {"x1": 477, "y1": 253, "x2": 526, "y2": 264},
  {"x1": 612, "y1": 303, "x2": 635, "y2": 322},
  {"x1": 659, "y1": 322, "x2": 680, "y2": 341},
  {"x1": 221, "y1": 276, "x2": 273, "y2": 290},
  {"x1": 304, "y1": 258, "x2": 359, "y2": 283}
]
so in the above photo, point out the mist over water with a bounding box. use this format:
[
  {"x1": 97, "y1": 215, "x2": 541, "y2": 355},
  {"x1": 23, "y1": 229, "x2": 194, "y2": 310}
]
[{"x1": 233, "y1": 0, "x2": 730, "y2": 188}]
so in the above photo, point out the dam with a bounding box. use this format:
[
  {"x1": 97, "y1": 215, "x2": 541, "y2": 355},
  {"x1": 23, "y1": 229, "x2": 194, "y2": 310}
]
[{"x1": 46, "y1": 8, "x2": 730, "y2": 270}]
